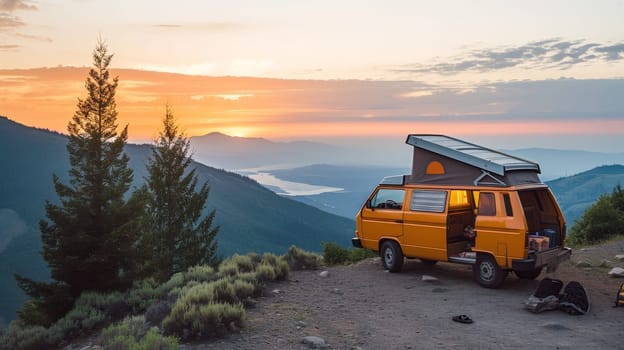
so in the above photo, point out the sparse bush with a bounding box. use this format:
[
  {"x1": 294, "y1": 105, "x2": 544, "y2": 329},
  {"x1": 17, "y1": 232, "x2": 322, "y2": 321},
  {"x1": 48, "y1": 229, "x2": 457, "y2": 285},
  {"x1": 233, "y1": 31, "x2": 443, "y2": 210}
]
[
  {"x1": 255, "y1": 263, "x2": 277, "y2": 283},
  {"x1": 322, "y1": 242, "x2": 377, "y2": 265},
  {"x1": 178, "y1": 283, "x2": 215, "y2": 305},
  {"x1": 98, "y1": 315, "x2": 178, "y2": 350},
  {"x1": 160, "y1": 272, "x2": 185, "y2": 295},
  {"x1": 126, "y1": 278, "x2": 162, "y2": 314},
  {"x1": 184, "y1": 265, "x2": 218, "y2": 283},
  {"x1": 322, "y1": 242, "x2": 351, "y2": 265},
  {"x1": 569, "y1": 189, "x2": 624, "y2": 245},
  {"x1": 286, "y1": 246, "x2": 323, "y2": 270},
  {"x1": 261, "y1": 253, "x2": 289, "y2": 280},
  {"x1": 218, "y1": 260, "x2": 241, "y2": 277},
  {"x1": 162, "y1": 302, "x2": 245, "y2": 340},
  {"x1": 350, "y1": 247, "x2": 377, "y2": 262},
  {"x1": 47, "y1": 300, "x2": 107, "y2": 343},
  {"x1": 0, "y1": 321, "x2": 52, "y2": 350}
]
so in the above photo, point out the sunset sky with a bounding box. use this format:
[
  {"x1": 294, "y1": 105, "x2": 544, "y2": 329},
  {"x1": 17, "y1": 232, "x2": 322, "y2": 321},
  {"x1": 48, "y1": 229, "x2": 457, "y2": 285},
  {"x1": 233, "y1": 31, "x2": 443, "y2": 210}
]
[{"x1": 1, "y1": 0, "x2": 624, "y2": 151}]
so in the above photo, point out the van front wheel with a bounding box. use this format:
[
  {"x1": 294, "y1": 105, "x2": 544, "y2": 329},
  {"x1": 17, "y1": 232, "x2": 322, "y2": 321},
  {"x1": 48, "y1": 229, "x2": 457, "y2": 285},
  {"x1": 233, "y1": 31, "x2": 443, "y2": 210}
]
[
  {"x1": 380, "y1": 241, "x2": 404, "y2": 272},
  {"x1": 473, "y1": 254, "x2": 506, "y2": 289}
]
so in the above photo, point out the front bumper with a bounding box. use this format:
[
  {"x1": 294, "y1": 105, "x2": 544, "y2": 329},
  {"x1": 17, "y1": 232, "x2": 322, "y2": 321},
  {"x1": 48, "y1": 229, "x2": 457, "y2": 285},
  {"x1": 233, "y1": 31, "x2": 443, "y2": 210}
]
[
  {"x1": 351, "y1": 237, "x2": 362, "y2": 248},
  {"x1": 512, "y1": 247, "x2": 572, "y2": 272}
]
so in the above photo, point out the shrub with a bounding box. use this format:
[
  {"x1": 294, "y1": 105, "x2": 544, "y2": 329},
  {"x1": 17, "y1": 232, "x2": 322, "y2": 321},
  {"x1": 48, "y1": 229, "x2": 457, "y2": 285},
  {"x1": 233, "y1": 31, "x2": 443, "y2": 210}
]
[
  {"x1": 98, "y1": 315, "x2": 178, "y2": 350},
  {"x1": 0, "y1": 321, "x2": 52, "y2": 350},
  {"x1": 286, "y1": 246, "x2": 323, "y2": 270},
  {"x1": 350, "y1": 247, "x2": 377, "y2": 262},
  {"x1": 183, "y1": 265, "x2": 217, "y2": 283},
  {"x1": 126, "y1": 278, "x2": 163, "y2": 314},
  {"x1": 322, "y1": 242, "x2": 351, "y2": 265},
  {"x1": 569, "y1": 193, "x2": 624, "y2": 245},
  {"x1": 162, "y1": 302, "x2": 245, "y2": 340},
  {"x1": 160, "y1": 272, "x2": 186, "y2": 295},
  {"x1": 217, "y1": 260, "x2": 240, "y2": 277},
  {"x1": 261, "y1": 253, "x2": 289, "y2": 280},
  {"x1": 322, "y1": 242, "x2": 381, "y2": 266},
  {"x1": 255, "y1": 263, "x2": 277, "y2": 283},
  {"x1": 47, "y1": 301, "x2": 106, "y2": 344}
]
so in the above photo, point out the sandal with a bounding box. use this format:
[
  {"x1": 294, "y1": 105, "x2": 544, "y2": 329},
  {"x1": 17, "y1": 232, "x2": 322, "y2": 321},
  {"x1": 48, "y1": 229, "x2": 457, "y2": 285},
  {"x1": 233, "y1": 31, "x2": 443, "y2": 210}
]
[{"x1": 452, "y1": 315, "x2": 474, "y2": 324}]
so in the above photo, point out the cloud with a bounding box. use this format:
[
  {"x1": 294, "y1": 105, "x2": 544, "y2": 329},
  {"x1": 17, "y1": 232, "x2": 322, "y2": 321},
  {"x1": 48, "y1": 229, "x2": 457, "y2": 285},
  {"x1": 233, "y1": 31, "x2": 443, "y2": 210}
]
[
  {"x1": 151, "y1": 22, "x2": 244, "y2": 32},
  {"x1": 0, "y1": 0, "x2": 37, "y2": 12},
  {"x1": 0, "y1": 13, "x2": 24, "y2": 27},
  {"x1": 15, "y1": 32, "x2": 52, "y2": 42},
  {"x1": 0, "y1": 44, "x2": 20, "y2": 50},
  {"x1": 394, "y1": 39, "x2": 624, "y2": 75}
]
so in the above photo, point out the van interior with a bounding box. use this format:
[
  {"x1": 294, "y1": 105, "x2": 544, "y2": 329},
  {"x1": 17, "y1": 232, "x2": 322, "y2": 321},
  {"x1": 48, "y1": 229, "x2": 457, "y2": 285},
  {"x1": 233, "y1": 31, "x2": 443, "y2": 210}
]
[{"x1": 445, "y1": 189, "x2": 563, "y2": 259}]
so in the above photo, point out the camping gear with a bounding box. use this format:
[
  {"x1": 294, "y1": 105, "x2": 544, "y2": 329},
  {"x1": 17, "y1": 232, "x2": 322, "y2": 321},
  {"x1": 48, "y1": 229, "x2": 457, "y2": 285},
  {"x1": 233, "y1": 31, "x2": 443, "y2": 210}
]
[
  {"x1": 525, "y1": 278, "x2": 563, "y2": 313},
  {"x1": 615, "y1": 282, "x2": 624, "y2": 307},
  {"x1": 559, "y1": 281, "x2": 590, "y2": 315},
  {"x1": 452, "y1": 315, "x2": 474, "y2": 324}
]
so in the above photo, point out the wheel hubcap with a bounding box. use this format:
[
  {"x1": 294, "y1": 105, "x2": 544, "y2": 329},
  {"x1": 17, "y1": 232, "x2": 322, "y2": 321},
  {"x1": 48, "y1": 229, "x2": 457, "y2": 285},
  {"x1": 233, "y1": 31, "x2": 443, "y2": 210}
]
[
  {"x1": 384, "y1": 248, "x2": 394, "y2": 266},
  {"x1": 481, "y1": 262, "x2": 495, "y2": 281}
]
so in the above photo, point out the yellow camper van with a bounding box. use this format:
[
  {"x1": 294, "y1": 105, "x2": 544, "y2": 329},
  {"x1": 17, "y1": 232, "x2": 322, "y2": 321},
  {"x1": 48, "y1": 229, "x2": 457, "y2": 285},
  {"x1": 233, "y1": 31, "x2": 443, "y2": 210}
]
[{"x1": 352, "y1": 135, "x2": 571, "y2": 288}]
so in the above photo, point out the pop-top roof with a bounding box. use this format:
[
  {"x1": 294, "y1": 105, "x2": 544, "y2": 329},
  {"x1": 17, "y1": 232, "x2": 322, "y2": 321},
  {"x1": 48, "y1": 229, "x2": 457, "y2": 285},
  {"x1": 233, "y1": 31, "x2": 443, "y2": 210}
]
[{"x1": 405, "y1": 134, "x2": 540, "y2": 176}]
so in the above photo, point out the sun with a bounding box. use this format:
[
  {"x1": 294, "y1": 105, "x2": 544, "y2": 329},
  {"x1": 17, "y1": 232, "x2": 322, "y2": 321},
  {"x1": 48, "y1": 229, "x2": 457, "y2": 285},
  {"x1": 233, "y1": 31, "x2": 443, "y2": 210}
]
[{"x1": 223, "y1": 127, "x2": 250, "y2": 138}]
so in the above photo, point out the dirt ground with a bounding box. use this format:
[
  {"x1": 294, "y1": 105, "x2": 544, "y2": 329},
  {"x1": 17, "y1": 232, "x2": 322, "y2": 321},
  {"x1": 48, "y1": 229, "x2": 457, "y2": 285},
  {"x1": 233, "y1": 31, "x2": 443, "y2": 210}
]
[{"x1": 190, "y1": 239, "x2": 624, "y2": 350}]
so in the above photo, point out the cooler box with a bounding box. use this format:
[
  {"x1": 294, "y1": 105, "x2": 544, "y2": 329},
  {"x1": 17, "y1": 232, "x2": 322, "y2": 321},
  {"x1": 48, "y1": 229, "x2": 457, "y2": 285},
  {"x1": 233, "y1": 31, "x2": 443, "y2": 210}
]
[{"x1": 529, "y1": 235, "x2": 550, "y2": 251}]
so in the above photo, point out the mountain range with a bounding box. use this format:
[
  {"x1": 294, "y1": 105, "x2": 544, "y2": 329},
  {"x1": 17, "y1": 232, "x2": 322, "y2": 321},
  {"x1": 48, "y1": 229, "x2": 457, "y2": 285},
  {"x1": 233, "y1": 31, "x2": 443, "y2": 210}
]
[
  {"x1": 188, "y1": 132, "x2": 624, "y2": 180},
  {"x1": 0, "y1": 117, "x2": 353, "y2": 325}
]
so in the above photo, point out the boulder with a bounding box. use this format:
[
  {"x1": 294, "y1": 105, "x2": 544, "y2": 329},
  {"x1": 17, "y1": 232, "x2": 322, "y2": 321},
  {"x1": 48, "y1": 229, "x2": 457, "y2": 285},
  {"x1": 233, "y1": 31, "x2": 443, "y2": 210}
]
[
  {"x1": 608, "y1": 267, "x2": 624, "y2": 277},
  {"x1": 302, "y1": 335, "x2": 327, "y2": 348}
]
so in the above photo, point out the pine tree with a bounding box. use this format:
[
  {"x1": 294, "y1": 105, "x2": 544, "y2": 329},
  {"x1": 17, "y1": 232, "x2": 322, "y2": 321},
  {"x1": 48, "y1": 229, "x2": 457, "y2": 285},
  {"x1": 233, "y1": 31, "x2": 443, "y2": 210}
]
[
  {"x1": 142, "y1": 106, "x2": 219, "y2": 282},
  {"x1": 15, "y1": 41, "x2": 144, "y2": 324}
]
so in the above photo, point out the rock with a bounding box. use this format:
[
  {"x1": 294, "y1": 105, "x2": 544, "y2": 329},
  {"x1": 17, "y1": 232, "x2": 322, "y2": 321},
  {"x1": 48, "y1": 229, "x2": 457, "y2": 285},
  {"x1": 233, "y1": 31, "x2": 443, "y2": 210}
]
[
  {"x1": 599, "y1": 259, "x2": 612, "y2": 268},
  {"x1": 608, "y1": 267, "x2": 624, "y2": 277},
  {"x1": 615, "y1": 254, "x2": 624, "y2": 261},
  {"x1": 330, "y1": 288, "x2": 343, "y2": 295},
  {"x1": 422, "y1": 275, "x2": 439, "y2": 282},
  {"x1": 295, "y1": 320, "x2": 307, "y2": 328},
  {"x1": 575, "y1": 260, "x2": 591, "y2": 268},
  {"x1": 319, "y1": 270, "x2": 329, "y2": 278},
  {"x1": 271, "y1": 289, "x2": 281, "y2": 295},
  {"x1": 302, "y1": 335, "x2": 327, "y2": 348},
  {"x1": 145, "y1": 299, "x2": 172, "y2": 327}
]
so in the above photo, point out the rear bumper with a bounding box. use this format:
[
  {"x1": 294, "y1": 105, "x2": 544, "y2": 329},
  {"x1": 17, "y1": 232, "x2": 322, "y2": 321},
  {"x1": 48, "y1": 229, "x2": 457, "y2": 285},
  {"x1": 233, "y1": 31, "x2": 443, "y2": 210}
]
[
  {"x1": 512, "y1": 247, "x2": 571, "y2": 271},
  {"x1": 351, "y1": 237, "x2": 362, "y2": 248}
]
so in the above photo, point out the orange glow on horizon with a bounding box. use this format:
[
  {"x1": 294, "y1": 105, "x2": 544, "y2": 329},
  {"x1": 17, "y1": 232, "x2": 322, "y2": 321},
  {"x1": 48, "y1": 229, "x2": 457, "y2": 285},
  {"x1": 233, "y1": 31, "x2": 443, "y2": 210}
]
[{"x1": 1, "y1": 67, "x2": 622, "y2": 145}]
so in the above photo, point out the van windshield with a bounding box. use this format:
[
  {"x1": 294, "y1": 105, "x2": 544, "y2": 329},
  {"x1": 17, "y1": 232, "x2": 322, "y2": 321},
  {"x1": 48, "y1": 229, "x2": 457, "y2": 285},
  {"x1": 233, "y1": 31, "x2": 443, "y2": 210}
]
[{"x1": 370, "y1": 188, "x2": 405, "y2": 210}]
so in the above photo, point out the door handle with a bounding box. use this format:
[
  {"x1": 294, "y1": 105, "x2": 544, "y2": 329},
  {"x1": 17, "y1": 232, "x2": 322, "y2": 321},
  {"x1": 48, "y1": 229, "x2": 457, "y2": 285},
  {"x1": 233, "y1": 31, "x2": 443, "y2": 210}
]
[{"x1": 394, "y1": 220, "x2": 403, "y2": 223}]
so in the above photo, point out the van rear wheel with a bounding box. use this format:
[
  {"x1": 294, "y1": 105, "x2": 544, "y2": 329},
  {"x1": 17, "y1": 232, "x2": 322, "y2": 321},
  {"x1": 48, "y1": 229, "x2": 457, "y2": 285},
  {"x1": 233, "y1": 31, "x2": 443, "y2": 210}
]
[
  {"x1": 515, "y1": 267, "x2": 543, "y2": 280},
  {"x1": 380, "y1": 241, "x2": 404, "y2": 272},
  {"x1": 473, "y1": 253, "x2": 506, "y2": 289}
]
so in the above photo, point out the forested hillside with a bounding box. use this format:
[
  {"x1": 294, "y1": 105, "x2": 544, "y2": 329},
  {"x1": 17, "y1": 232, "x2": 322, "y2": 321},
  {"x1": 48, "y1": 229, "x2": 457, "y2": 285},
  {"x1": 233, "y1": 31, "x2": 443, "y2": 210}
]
[
  {"x1": 0, "y1": 116, "x2": 354, "y2": 324},
  {"x1": 547, "y1": 165, "x2": 624, "y2": 225}
]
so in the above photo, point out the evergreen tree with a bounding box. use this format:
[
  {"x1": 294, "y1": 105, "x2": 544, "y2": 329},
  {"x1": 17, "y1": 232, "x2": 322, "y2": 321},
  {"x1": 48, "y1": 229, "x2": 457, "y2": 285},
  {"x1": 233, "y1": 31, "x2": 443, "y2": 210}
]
[
  {"x1": 141, "y1": 106, "x2": 219, "y2": 282},
  {"x1": 15, "y1": 41, "x2": 144, "y2": 324}
]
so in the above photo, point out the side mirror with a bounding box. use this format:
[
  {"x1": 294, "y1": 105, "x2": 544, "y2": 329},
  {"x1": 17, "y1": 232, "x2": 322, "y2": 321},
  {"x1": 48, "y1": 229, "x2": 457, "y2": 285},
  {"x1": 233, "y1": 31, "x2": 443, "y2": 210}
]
[{"x1": 366, "y1": 199, "x2": 374, "y2": 211}]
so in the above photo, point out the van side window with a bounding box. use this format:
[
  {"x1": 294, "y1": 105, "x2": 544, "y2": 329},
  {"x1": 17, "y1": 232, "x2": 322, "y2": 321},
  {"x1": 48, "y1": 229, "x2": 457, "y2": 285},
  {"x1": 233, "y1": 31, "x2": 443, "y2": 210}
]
[
  {"x1": 503, "y1": 193, "x2": 513, "y2": 216},
  {"x1": 370, "y1": 189, "x2": 405, "y2": 210},
  {"x1": 449, "y1": 190, "x2": 470, "y2": 210},
  {"x1": 478, "y1": 192, "x2": 496, "y2": 216},
  {"x1": 410, "y1": 190, "x2": 447, "y2": 213}
]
